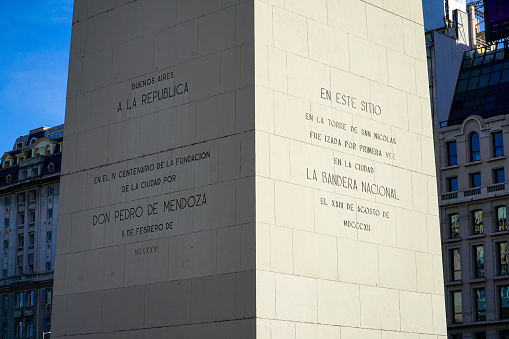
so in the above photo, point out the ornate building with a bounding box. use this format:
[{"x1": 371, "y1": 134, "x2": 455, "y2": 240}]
[
  {"x1": 437, "y1": 45, "x2": 509, "y2": 339},
  {"x1": 0, "y1": 125, "x2": 63, "y2": 339}
]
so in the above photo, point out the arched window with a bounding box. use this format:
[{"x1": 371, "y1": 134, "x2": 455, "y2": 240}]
[{"x1": 470, "y1": 132, "x2": 480, "y2": 161}]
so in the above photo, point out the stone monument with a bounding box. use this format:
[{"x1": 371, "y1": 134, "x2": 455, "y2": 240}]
[{"x1": 52, "y1": 0, "x2": 447, "y2": 338}]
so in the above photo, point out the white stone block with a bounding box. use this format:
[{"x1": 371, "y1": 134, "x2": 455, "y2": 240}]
[
  {"x1": 274, "y1": 273, "x2": 317, "y2": 323},
  {"x1": 349, "y1": 35, "x2": 388, "y2": 85},
  {"x1": 176, "y1": 0, "x2": 222, "y2": 23},
  {"x1": 168, "y1": 231, "x2": 216, "y2": 280},
  {"x1": 337, "y1": 238, "x2": 380, "y2": 286},
  {"x1": 273, "y1": 7, "x2": 308, "y2": 57},
  {"x1": 112, "y1": 35, "x2": 154, "y2": 83},
  {"x1": 256, "y1": 176, "x2": 275, "y2": 224},
  {"x1": 400, "y1": 291, "x2": 434, "y2": 333},
  {"x1": 270, "y1": 320, "x2": 295, "y2": 339},
  {"x1": 154, "y1": 20, "x2": 198, "y2": 69},
  {"x1": 93, "y1": 4, "x2": 134, "y2": 52},
  {"x1": 296, "y1": 322, "x2": 342, "y2": 339},
  {"x1": 366, "y1": 4, "x2": 404, "y2": 54},
  {"x1": 308, "y1": 20, "x2": 349, "y2": 72},
  {"x1": 293, "y1": 230, "x2": 338, "y2": 280},
  {"x1": 416, "y1": 252, "x2": 435, "y2": 294},
  {"x1": 275, "y1": 181, "x2": 314, "y2": 231},
  {"x1": 378, "y1": 245, "x2": 417, "y2": 291},
  {"x1": 133, "y1": 0, "x2": 177, "y2": 36},
  {"x1": 360, "y1": 285, "x2": 401, "y2": 330},
  {"x1": 257, "y1": 270, "x2": 276, "y2": 318},
  {"x1": 196, "y1": 92, "x2": 236, "y2": 141},
  {"x1": 395, "y1": 208, "x2": 428, "y2": 252},
  {"x1": 198, "y1": 7, "x2": 236, "y2": 56},
  {"x1": 255, "y1": 1, "x2": 273, "y2": 46},
  {"x1": 269, "y1": 134, "x2": 290, "y2": 182},
  {"x1": 268, "y1": 46, "x2": 287, "y2": 92},
  {"x1": 285, "y1": 0, "x2": 327, "y2": 23},
  {"x1": 327, "y1": 0, "x2": 367, "y2": 39},
  {"x1": 317, "y1": 279, "x2": 360, "y2": 327},
  {"x1": 221, "y1": 47, "x2": 241, "y2": 93},
  {"x1": 287, "y1": 53, "x2": 331, "y2": 104},
  {"x1": 269, "y1": 225, "x2": 293, "y2": 274},
  {"x1": 341, "y1": 327, "x2": 381, "y2": 339}
]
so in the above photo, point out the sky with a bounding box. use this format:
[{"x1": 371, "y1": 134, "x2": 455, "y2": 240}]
[{"x1": 0, "y1": 0, "x2": 73, "y2": 153}]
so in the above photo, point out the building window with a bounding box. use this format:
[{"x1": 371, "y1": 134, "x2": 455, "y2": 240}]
[
  {"x1": 494, "y1": 131, "x2": 504, "y2": 157},
  {"x1": 46, "y1": 288, "x2": 52, "y2": 305},
  {"x1": 473, "y1": 210, "x2": 483, "y2": 235},
  {"x1": 48, "y1": 186, "x2": 53, "y2": 196},
  {"x1": 2, "y1": 323, "x2": 6, "y2": 339},
  {"x1": 498, "y1": 206, "x2": 508, "y2": 231},
  {"x1": 500, "y1": 330, "x2": 509, "y2": 339},
  {"x1": 27, "y1": 291, "x2": 34, "y2": 306},
  {"x1": 46, "y1": 261, "x2": 51, "y2": 271},
  {"x1": 28, "y1": 233, "x2": 34, "y2": 247},
  {"x1": 5, "y1": 197, "x2": 10, "y2": 206},
  {"x1": 448, "y1": 141, "x2": 458, "y2": 166},
  {"x1": 500, "y1": 242, "x2": 509, "y2": 275},
  {"x1": 15, "y1": 292, "x2": 23, "y2": 308},
  {"x1": 3, "y1": 240, "x2": 7, "y2": 250},
  {"x1": 453, "y1": 291, "x2": 462, "y2": 323},
  {"x1": 494, "y1": 168, "x2": 505, "y2": 184},
  {"x1": 17, "y1": 193, "x2": 25, "y2": 204},
  {"x1": 18, "y1": 213, "x2": 24, "y2": 226},
  {"x1": 17, "y1": 256, "x2": 23, "y2": 275},
  {"x1": 448, "y1": 176, "x2": 459, "y2": 192},
  {"x1": 451, "y1": 214, "x2": 460, "y2": 238},
  {"x1": 47, "y1": 208, "x2": 53, "y2": 219},
  {"x1": 471, "y1": 172, "x2": 482, "y2": 187},
  {"x1": 27, "y1": 319, "x2": 33, "y2": 337},
  {"x1": 2, "y1": 295, "x2": 7, "y2": 310},
  {"x1": 16, "y1": 321, "x2": 23, "y2": 338},
  {"x1": 29, "y1": 211, "x2": 35, "y2": 224},
  {"x1": 2, "y1": 270, "x2": 7, "y2": 278},
  {"x1": 502, "y1": 286, "x2": 509, "y2": 318},
  {"x1": 4, "y1": 218, "x2": 8, "y2": 228},
  {"x1": 27, "y1": 254, "x2": 34, "y2": 274},
  {"x1": 475, "y1": 288, "x2": 486, "y2": 320},
  {"x1": 474, "y1": 332, "x2": 486, "y2": 339},
  {"x1": 28, "y1": 190, "x2": 36, "y2": 202},
  {"x1": 47, "y1": 231, "x2": 52, "y2": 242},
  {"x1": 475, "y1": 245, "x2": 485, "y2": 278},
  {"x1": 471, "y1": 132, "x2": 481, "y2": 161},
  {"x1": 452, "y1": 248, "x2": 461, "y2": 281},
  {"x1": 17, "y1": 235, "x2": 23, "y2": 250},
  {"x1": 45, "y1": 321, "x2": 51, "y2": 332}
]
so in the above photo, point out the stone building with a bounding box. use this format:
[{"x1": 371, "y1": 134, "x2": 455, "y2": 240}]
[
  {"x1": 436, "y1": 45, "x2": 509, "y2": 339},
  {"x1": 0, "y1": 125, "x2": 63, "y2": 339}
]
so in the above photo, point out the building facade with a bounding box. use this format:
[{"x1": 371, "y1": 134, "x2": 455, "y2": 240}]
[
  {"x1": 0, "y1": 126, "x2": 63, "y2": 339},
  {"x1": 437, "y1": 45, "x2": 509, "y2": 339}
]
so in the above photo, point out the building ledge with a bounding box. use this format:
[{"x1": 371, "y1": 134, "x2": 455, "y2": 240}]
[
  {"x1": 494, "y1": 275, "x2": 509, "y2": 281},
  {"x1": 446, "y1": 280, "x2": 463, "y2": 286},
  {"x1": 467, "y1": 234, "x2": 486, "y2": 240},
  {"x1": 440, "y1": 182, "x2": 507, "y2": 205},
  {"x1": 441, "y1": 164, "x2": 460, "y2": 171},
  {"x1": 470, "y1": 277, "x2": 487, "y2": 283},
  {"x1": 464, "y1": 160, "x2": 483, "y2": 167},
  {"x1": 488, "y1": 156, "x2": 506, "y2": 162},
  {"x1": 444, "y1": 237, "x2": 463, "y2": 244},
  {"x1": 491, "y1": 230, "x2": 509, "y2": 237}
]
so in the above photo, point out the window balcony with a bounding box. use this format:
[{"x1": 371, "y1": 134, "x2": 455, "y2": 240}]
[
  {"x1": 19, "y1": 155, "x2": 45, "y2": 168},
  {"x1": 440, "y1": 182, "x2": 508, "y2": 205}
]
